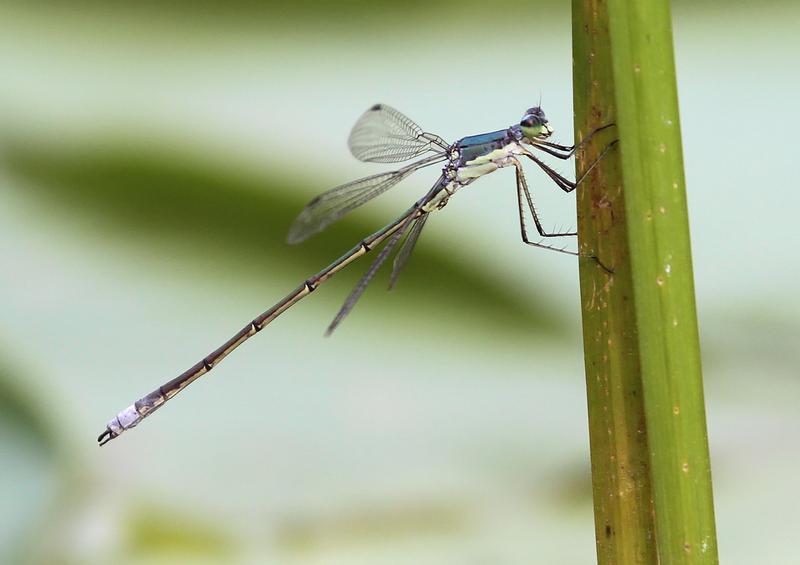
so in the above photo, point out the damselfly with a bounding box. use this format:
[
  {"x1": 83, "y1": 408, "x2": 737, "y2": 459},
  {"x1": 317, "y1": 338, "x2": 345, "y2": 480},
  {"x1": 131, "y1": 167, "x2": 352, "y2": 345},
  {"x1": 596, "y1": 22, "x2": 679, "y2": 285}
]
[{"x1": 98, "y1": 103, "x2": 616, "y2": 445}]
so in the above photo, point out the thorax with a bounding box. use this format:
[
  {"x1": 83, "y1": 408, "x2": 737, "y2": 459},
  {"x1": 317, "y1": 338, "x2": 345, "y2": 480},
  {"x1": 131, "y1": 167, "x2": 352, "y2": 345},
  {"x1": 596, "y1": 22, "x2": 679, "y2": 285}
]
[
  {"x1": 452, "y1": 127, "x2": 524, "y2": 182},
  {"x1": 422, "y1": 127, "x2": 524, "y2": 212}
]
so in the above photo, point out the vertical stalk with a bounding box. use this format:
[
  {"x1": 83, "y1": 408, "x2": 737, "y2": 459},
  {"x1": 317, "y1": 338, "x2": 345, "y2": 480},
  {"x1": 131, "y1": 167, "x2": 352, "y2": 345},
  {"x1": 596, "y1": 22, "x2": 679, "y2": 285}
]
[
  {"x1": 572, "y1": 2, "x2": 658, "y2": 562},
  {"x1": 572, "y1": 1, "x2": 718, "y2": 563}
]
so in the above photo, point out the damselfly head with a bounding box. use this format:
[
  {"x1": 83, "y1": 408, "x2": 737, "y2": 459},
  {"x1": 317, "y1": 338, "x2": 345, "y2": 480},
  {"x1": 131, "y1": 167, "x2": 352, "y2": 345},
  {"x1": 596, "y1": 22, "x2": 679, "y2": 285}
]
[{"x1": 520, "y1": 106, "x2": 553, "y2": 140}]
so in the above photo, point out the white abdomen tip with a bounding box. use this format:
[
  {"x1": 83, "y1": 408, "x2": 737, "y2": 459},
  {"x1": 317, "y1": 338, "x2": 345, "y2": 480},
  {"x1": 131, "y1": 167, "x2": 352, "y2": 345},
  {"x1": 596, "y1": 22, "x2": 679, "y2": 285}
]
[{"x1": 107, "y1": 404, "x2": 142, "y2": 435}]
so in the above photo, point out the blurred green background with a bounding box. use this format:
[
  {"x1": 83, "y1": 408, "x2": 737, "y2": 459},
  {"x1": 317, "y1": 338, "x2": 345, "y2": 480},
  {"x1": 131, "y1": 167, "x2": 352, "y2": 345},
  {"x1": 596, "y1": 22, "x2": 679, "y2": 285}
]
[{"x1": 1, "y1": 2, "x2": 798, "y2": 563}]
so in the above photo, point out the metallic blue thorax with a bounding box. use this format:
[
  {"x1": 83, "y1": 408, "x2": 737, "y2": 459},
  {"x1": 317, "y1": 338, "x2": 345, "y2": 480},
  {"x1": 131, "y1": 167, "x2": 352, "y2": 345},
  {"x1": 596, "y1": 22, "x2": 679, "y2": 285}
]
[
  {"x1": 456, "y1": 129, "x2": 512, "y2": 166},
  {"x1": 456, "y1": 126, "x2": 522, "y2": 166}
]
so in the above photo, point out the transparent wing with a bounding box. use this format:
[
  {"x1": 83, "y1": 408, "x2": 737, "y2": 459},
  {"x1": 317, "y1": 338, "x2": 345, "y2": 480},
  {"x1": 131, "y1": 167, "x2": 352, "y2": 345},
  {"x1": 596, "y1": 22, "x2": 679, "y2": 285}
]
[
  {"x1": 325, "y1": 220, "x2": 410, "y2": 336},
  {"x1": 348, "y1": 104, "x2": 447, "y2": 163},
  {"x1": 388, "y1": 212, "x2": 429, "y2": 290},
  {"x1": 287, "y1": 153, "x2": 445, "y2": 245},
  {"x1": 324, "y1": 176, "x2": 445, "y2": 335},
  {"x1": 287, "y1": 170, "x2": 411, "y2": 244}
]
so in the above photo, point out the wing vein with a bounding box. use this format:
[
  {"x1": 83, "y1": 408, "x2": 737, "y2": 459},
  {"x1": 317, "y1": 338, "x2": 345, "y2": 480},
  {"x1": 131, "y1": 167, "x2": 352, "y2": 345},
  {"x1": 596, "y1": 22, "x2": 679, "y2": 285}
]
[
  {"x1": 348, "y1": 103, "x2": 448, "y2": 163},
  {"x1": 287, "y1": 153, "x2": 445, "y2": 244}
]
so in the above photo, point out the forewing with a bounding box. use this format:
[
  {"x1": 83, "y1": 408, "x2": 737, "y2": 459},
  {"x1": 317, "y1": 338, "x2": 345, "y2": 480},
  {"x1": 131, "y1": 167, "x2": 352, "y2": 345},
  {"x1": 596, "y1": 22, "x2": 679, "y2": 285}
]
[
  {"x1": 348, "y1": 104, "x2": 437, "y2": 163},
  {"x1": 286, "y1": 169, "x2": 412, "y2": 244}
]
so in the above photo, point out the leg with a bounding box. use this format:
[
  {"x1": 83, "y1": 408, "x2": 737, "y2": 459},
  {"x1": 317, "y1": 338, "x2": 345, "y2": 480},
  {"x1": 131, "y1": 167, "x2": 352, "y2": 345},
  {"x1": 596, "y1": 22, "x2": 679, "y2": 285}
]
[
  {"x1": 515, "y1": 161, "x2": 615, "y2": 273},
  {"x1": 515, "y1": 161, "x2": 576, "y2": 238},
  {"x1": 523, "y1": 139, "x2": 618, "y2": 193},
  {"x1": 514, "y1": 161, "x2": 578, "y2": 257},
  {"x1": 531, "y1": 123, "x2": 616, "y2": 159}
]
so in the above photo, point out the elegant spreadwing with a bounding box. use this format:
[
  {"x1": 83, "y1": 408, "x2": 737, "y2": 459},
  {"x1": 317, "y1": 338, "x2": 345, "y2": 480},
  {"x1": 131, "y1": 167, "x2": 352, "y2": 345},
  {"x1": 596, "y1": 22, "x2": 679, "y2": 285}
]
[{"x1": 98, "y1": 103, "x2": 616, "y2": 445}]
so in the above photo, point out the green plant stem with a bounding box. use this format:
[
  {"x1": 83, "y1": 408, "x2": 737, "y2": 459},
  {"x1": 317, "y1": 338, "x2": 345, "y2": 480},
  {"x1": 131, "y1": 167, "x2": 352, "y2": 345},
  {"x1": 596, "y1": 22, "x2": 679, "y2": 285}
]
[
  {"x1": 572, "y1": 0, "x2": 718, "y2": 563},
  {"x1": 572, "y1": 3, "x2": 657, "y2": 562}
]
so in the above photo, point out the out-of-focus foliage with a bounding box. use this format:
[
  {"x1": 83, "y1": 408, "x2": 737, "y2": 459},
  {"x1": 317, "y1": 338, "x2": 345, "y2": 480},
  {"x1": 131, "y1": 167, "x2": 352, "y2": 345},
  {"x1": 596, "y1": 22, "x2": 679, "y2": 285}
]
[
  {"x1": 0, "y1": 353, "x2": 60, "y2": 565},
  {"x1": 122, "y1": 505, "x2": 235, "y2": 560},
  {"x1": 0, "y1": 356, "x2": 58, "y2": 453}
]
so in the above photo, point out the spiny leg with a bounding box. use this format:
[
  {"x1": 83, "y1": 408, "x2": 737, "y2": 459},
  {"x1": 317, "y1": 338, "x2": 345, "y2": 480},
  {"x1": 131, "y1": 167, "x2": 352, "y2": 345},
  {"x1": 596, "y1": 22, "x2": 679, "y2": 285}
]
[
  {"x1": 523, "y1": 139, "x2": 619, "y2": 193},
  {"x1": 531, "y1": 123, "x2": 616, "y2": 159},
  {"x1": 514, "y1": 162, "x2": 578, "y2": 257},
  {"x1": 515, "y1": 162, "x2": 615, "y2": 273},
  {"x1": 515, "y1": 161, "x2": 576, "y2": 238}
]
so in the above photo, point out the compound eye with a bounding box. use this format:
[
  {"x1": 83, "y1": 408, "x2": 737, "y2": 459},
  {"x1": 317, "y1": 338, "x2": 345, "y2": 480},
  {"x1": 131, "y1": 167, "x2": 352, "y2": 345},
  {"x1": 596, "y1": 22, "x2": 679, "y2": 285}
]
[{"x1": 521, "y1": 116, "x2": 538, "y2": 128}]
